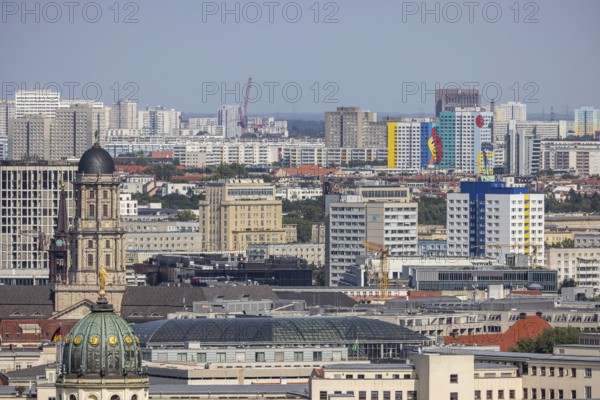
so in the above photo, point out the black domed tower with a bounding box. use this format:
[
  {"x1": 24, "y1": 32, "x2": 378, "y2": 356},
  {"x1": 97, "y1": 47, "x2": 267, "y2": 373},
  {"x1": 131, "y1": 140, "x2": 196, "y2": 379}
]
[
  {"x1": 55, "y1": 142, "x2": 127, "y2": 314},
  {"x1": 56, "y1": 292, "x2": 148, "y2": 400}
]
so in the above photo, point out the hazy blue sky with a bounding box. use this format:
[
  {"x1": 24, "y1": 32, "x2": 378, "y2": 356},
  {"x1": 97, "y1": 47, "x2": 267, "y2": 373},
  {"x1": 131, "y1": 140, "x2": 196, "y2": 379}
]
[{"x1": 1, "y1": 0, "x2": 599, "y2": 115}]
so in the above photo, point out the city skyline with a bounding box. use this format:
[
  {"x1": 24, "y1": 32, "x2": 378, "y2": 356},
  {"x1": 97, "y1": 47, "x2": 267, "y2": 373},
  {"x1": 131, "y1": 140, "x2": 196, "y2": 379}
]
[{"x1": 1, "y1": 0, "x2": 599, "y2": 114}]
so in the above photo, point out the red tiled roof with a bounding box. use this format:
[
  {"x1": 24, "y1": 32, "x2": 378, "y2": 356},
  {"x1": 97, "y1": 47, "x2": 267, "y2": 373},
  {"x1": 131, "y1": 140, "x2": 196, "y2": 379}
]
[{"x1": 444, "y1": 315, "x2": 551, "y2": 351}]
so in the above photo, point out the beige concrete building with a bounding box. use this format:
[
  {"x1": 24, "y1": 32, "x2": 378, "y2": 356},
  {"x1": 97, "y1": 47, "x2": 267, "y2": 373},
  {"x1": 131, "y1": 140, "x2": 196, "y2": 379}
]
[
  {"x1": 7, "y1": 114, "x2": 52, "y2": 160},
  {"x1": 123, "y1": 217, "x2": 201, "y2": 256},
  {"x1": 324, "y1": 107, "x2": 377, "y2": 148},
  {"x1": 199, "y1": 179, "x2": 287, "y2": 251},
  {"x1": 546, "y1": 247, "x2": 600, "y2": 290},
  {"x1": 310, "y1": 354, "x2": 521, "y2": 400},
  {"x1": 544, "y1": 228, "x2": 574, "y2": 246}
]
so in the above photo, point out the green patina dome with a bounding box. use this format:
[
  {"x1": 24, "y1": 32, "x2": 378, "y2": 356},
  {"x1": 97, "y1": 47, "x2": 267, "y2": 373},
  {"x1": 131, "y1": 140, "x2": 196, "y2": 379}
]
[{"x1": 61, "y1": 298, "x2": 143, "y2": 378}]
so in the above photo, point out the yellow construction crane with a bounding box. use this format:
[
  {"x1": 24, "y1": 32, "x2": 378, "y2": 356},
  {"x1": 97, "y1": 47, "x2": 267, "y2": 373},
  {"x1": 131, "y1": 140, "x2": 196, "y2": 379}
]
[{"x1": 361, "y1": 242, "x2": 390, "y2": 300}]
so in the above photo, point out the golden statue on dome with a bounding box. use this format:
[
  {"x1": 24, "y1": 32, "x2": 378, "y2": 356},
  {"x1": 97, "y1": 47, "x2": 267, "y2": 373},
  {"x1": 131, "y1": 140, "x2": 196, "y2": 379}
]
[{"x1": 98, "y1": 265, "x2": 108, "y2": 297}]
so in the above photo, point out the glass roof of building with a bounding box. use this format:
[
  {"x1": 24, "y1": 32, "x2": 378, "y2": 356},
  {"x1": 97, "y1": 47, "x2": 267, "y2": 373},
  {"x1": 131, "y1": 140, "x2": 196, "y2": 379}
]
[{"x1": 134, "y1": 317, "x2": 427, "y2": 346}]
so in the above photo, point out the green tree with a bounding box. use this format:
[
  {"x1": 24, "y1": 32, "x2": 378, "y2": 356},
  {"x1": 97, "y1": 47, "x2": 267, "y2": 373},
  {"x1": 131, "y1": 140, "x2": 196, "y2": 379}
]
[
  {"x1": 170, "y1": 209, "x2": 198, "y2": 221},
  {"x1": 308, "y1": 263, "x2": 325, "y2": 286},
  {"x1": 283, "y1": 217, "x2": 312, "y2": 242},
  {"x1": 148, "y1": 164, "x2": 184, "y2": 181},
  {"x1": 560, "y1": 277, "x2": 577, "y2": 289},
  {"x1": 510, "y1": 327, "x2": 580, "y2": 353},
  {"x1": 418, "y1": 197, "x2": 447, "y2": 225}
]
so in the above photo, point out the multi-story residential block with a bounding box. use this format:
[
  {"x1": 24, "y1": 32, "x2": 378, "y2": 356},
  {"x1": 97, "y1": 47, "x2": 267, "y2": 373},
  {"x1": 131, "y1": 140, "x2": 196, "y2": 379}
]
[
  {"x1": 8, "y1": 104, "x2": 99, "y2": 161},
  {"x1": 435, "y1": 88, "x2": 480, "y2": 116},
  {"x1": 199, "y1": 179, "x2": 287, "y2": 251},
  {"x1": 0, "y1": 100, "x2": 16, "y2": 136},
  {"x1": 0, "y1": 137, "x2": 7, "y2": 161},
  {"x1": 324, "y1": 107, "x2": 377, "y2": 148},
  {"x1": 119, "y1": 193, "x2": 138, "y2": 216},
  {"x1": 123, "y1": 217, "x2": 201, "y2": 256},
  {"x1": 575, "y1": 233, "x2": 600, "y2": 248},
  {"x1": 109, "y1": 99, "x2": 138, "y2": 129},
  {"x1": 361, "y1": 120, "x2": 387, "y2": 148},
  {"x1": 7, "y1": 114, "x2": 53, "y2": 160},
  {"x1": 387, "y1": 120, "x2": 439, "y2": 170},
  {"x1": 0, "y1": 161, "x2": 77, "y2": 284},
  {"x1": 574, "y1": 106, "x2": 599, "y2": 136},
  {"x1": 447, "y1": 181, "x2": 545, "y2": 267},
  {"x1": 247, "y1": 116, "x2": 289, "y2": 137},
  {"x1": 15, "y1": 90, "x2": 60, "y2": 118},
  {"x1": 138, "y1": 106, "x2": 181, "y2": 135},
  {"x1": 541, "y1": 140, "x2": 600, "y2": 175},
  {"x1": 276, "y1": 186, "x2": 322, "y2": 201},
  {"x1": 326, "y1": 188, "x2": 418, "y2": 286},
  {"x1": 493, "y1": 102, "x2": 527, "y2": 167},
  {"x1": 439, "y1": 108, "x2": 493, "y2": 173},
  {"x1": 247, "y1": 243, "x2": 325, "y2": 267},
  {"x1": 505, "y1": 123, "x2": 541, "y2": 176},
  {"x1": 217, "y1": 105, "x2": 241, "y2": 139},
  {"x1": 546, "y1": 247, "x2": 600, "y2": 291}
]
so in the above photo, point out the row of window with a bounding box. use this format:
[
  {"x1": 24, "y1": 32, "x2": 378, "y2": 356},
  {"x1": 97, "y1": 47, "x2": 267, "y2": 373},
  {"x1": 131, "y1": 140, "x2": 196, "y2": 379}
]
[{"x1": 320, "y1": 390, "x2": 417, "y2": 400}]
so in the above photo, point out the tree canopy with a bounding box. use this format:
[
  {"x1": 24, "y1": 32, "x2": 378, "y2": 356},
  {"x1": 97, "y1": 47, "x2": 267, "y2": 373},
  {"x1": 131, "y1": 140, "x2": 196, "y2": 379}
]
[{"x1": 510, "y1": 327, "x2": 580, "y2": 353}]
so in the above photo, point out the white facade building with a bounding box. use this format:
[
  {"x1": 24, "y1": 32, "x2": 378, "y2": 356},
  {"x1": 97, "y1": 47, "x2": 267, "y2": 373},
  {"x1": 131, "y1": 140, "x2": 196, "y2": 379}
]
[
  {"x1": 15, "y1": 90, "x2": 60, "y2": 118},
  {"x1": 138, "y1": 106, "x2": 181, "y2": 135},
  {"x1": 447, "y1": 182, "x2": 545, "y2": 267},
  {"x1": 326, "y1": 193, "x2": 418, "y2": 286},
  {"x1": 546, "y1": 247, "x2": 600, "y2": 292},
  {"x1": 109, "y1": 99, "x2": 138, "y2": 129}
]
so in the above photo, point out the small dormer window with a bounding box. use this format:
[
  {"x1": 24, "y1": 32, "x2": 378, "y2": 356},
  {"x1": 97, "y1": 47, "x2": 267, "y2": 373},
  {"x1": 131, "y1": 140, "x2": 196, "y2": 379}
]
[{"x1": 10, "y1": 311, "x2": 24, "y2": 317}]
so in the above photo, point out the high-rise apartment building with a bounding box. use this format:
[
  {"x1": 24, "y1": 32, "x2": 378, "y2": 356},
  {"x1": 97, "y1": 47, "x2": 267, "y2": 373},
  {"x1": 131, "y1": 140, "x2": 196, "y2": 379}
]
[
  {"x1": 0, "y1": 100, "x2": 16, "y2": 137},
  {"x1": 438, "y1": 108, "x2": 493, "y2": 174},
  {"x1": 109, "y1": 100, "x2": 138, "y2": 129},
  {"x1": 199, "y1": 179, "x2": 287, "y2": 251},
  {"x1": 387, "y1": 120, "x2": 439, "y2": 170},
  {"x1": 325, "y1": 187, "x2": 418, "y2": 286},
  {"x1": 541, "y1": 140, "x2": 600, "y2": 176},
  {"x1": 0, "y1": 161, "x2": 77, "y2": 284},
  {"x1": 15, "y1": 90, "x2": 61, "y2": 118},
  {"x1": 217, "y1": 105, "x2": 241, "y2": 139},
  {"x1": 324, "y1": 107, "x2": 377, "y2": 148},
  {"x1": 138, "y1": 106, "x2": 181, "y2": 135},
  {"x1": 435, "y1": 88, "x2": 480, "y2": 117},
  {"x1": 51, "y1": 104, "x2": 95, "y2": 158},
  {"x1": 574, "y1": 106, "x2": 599, "y2": 136},
  {"x1": 505, "y1": 122, "x2": 541, "y2": 176},
  {"x1": 8, "y1": 104, "x2": 95, "y2": 160},
  {"x1": 447, "y1": 181, "x2": 545, "y2": 267},
  {"x1": 8, "y1": 114, "x2": 53, "y2": 160}
]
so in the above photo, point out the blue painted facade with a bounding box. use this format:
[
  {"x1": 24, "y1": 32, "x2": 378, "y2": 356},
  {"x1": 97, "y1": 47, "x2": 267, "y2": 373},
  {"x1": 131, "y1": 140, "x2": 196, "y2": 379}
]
[{"x1": 459, "y1": 181, "x2": 529, "y2": 257}]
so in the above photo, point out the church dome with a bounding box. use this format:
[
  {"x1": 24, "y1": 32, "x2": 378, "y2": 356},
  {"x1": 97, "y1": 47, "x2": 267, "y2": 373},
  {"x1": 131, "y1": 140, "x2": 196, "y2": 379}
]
[
  {"x1": 78, "y1": 143, "x2": 115, "y2": 175},
  {"x1": 61, "y1": 298, "x2": 143, "y2": 378}
]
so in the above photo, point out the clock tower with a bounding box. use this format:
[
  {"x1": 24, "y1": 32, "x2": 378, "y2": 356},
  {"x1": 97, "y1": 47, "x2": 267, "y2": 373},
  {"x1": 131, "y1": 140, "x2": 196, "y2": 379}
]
[
  {"x1": 48, "y1": 184, "x2": 70, "y2": 284},
  {"x1": 54, "y1": 142, "x2": 126, "y2": 315}
]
